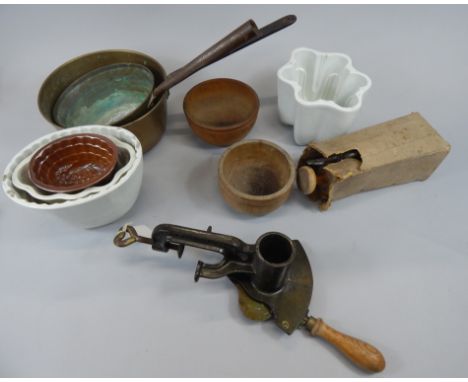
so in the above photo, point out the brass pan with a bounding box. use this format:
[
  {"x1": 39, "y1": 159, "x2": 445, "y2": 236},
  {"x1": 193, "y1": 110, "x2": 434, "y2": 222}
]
[{"x1": 38, "y1": 49, "x2": 167, "y2": 153}]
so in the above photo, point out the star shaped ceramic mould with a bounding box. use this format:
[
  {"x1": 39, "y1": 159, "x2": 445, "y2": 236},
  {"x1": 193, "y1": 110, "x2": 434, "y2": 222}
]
[{"x1": 277, "y1": 47, "x2": 372, "y2": 145}]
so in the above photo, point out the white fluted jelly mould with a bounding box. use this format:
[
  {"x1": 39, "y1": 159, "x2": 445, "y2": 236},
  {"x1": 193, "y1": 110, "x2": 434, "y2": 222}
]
[
  {"x1": 3, "y1": 125, "x2": 143, "y2": 228},
  {"x1": 277, "y1": 47, "x2": 372, "y2": 145}
]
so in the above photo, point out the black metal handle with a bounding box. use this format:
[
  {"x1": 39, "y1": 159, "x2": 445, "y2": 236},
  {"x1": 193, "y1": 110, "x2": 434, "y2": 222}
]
[
  {"x1": 147, "y1": 15, "x2": 297, "y2": 107},
  {"x1": 148, "y1": 20, "x2": 258, "y2": 107},
  {"x1": 221, "y1": 15, "x2": 297, "y2": 59},
  {"x1": 151, "y1": 224, "x2": 254, "y2": 260},
  {"x1": 305, "y1": 149, "x2": 361, "y2": 169}
]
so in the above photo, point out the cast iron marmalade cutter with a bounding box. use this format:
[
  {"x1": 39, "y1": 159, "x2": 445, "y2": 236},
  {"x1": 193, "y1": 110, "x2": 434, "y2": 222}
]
[{"x1": 114, "y1": 223, "x2": 385, "y2": 373}]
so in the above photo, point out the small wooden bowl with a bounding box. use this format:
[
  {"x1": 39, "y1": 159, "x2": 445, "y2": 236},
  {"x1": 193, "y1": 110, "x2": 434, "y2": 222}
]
[
  {"x1": 183, "y1": 78, "x2": 259, "y2": 146},
  {"x1": 218, "y1": 140, "x2": 295, "y2": 215},
  {"x1": 28, "y1": 133, "x2": 118, "y2": 193}
]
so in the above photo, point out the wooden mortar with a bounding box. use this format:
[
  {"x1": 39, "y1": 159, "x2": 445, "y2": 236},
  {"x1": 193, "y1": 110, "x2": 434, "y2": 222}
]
[{"x1": 219, "y1": 140, "x2": 295, "y2": 215}]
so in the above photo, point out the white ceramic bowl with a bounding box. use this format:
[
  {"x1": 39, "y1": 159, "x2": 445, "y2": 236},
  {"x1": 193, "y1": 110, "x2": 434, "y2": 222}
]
[
  {"x1": 11, "y1": 137, "x2": 136, "y2": 203},
  {"x1": 3, "y1": 125, "x2": 143, "y2": 229},
  {"x1": 277, "y1": 47, "x2": 372, "y2": 145}
]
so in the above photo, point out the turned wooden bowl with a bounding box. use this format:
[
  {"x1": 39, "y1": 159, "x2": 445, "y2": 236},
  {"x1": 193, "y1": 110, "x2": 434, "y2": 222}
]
[
  {"x1": 183, "y1": 78, "x2": 259, "y2": 146},
  {"x1": 28, "y1": 133, "x2": 118, "y2": 193},
  {"x1": 218, "y1": 140, "x2": 295, "y2": 215}
]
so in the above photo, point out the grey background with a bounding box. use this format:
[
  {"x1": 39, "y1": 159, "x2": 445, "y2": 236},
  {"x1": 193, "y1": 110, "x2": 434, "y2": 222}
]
[{"x1": 1, "y1": 5, "x2": 467, "y2": 377}]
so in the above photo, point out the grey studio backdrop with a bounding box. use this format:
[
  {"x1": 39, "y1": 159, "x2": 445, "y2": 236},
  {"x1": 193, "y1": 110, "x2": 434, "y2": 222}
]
[{"x1": 0, "y1": 5, "x2": 467, "y2": 377}]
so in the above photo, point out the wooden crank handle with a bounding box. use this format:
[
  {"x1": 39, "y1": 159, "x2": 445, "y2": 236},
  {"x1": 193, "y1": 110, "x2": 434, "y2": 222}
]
[{"x1": 305, "y1": 317, "x2": 385, "y2": 373}]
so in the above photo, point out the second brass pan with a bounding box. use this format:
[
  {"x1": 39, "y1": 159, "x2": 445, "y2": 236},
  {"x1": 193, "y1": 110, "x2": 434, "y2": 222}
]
[
  {"x1": 38, "y1": 49, "x2": 168, "y2": 153},
  {"x1": 52, "y1": 63, "x2": 155, "y2": 128}
]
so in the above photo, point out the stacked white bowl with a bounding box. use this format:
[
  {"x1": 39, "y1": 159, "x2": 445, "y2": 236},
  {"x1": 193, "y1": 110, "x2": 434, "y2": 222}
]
[{"x1": 2, "y1": 125, "x2": 143, "y2": 228}]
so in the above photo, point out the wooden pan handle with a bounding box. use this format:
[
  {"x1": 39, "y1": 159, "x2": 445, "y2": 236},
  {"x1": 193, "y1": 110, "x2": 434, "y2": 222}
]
[{"x1": 306, "y1": 317, "x2": 385, "y2": 373}]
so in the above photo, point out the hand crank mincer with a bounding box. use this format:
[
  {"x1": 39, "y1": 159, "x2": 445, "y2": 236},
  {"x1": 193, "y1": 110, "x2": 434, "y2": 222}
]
[{"x1": 114, "y1": 223, "x2": 385, "y2": 373}]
